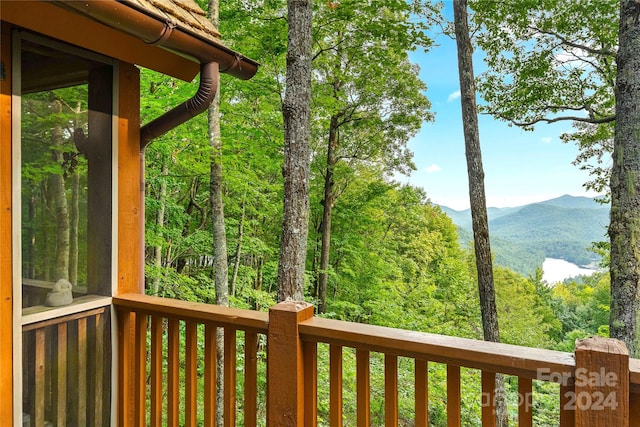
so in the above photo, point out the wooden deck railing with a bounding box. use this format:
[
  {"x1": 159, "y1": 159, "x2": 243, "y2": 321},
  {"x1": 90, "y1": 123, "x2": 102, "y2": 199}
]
[
  {"x1": 22, "y1": 305, "x2": 110, "y2": 427},
  {"x1": 114, "y1": 293, "x2": 269, "y2": 427},
  {"x1": 114, "y1": 294, "x2": 640, "y2": 426}
]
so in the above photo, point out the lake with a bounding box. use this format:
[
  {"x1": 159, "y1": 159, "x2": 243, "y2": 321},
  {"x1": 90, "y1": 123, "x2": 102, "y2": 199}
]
[{"x1": 542, "y1": 257, "x2": 599, "y2": 285}]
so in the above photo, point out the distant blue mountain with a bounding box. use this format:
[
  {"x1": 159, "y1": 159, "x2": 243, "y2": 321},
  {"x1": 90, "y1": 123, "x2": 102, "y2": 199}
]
[{"x1": 438, "y1": 195, "x2": 609, "y2": 276}]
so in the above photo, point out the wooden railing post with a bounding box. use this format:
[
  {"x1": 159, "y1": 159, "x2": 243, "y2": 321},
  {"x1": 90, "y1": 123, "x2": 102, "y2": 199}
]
[
  {"x1": 267, "y1": 301, "x2": 314, "y2": 427},
  {"x1": 574, "y1": 337, "x2": 629, "y2": 426}
]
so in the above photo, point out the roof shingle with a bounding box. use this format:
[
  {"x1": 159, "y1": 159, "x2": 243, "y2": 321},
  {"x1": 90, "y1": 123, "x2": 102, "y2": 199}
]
[{"x1": 125, "y1": 0, "x2": 221, "y2": 41}]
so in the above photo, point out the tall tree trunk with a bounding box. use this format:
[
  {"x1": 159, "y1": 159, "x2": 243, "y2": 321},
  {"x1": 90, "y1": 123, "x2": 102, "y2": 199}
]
[
  {"x1": 277, "y1": 0, "x2": 313, "y2": 302},
  {"x1": 609, "y1": 0, "x2": 640, "y2": 357},
  {"x1": 153, "y1": 161, "x2": 168, "y2": 296},
  {"x1": 317, "y1": 115, "x2": 339, "y2": 313},
  {"x1": 453, "y1": 1, "x2": 507, "y2": 425},
  {"x1": 207, "y1": 2, "x2": 228, "y2": 425},
  {"x1": 51, "y1": 100, "x2": 70, "y2": 281},
  {"x1": 230, "y1": 194, "x2": 246, "y2": 297}
]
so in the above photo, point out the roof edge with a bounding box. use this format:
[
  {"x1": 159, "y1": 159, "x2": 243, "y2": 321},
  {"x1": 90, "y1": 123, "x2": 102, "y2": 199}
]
[{"x1": 58, "y1": 0, "x2": 258, "y2": 80}]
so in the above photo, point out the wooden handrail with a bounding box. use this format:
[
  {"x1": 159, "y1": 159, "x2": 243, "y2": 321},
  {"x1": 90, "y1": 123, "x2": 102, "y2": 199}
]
[
  {"x1": 113, "y1": 293, "x2": 269, "y2": 332},
  {"x1": 299, "y1": 316, "x2": 575, "y2": 382}
]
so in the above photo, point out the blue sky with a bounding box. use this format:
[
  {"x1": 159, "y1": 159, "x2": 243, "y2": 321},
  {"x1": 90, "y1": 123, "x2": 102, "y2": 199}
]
[{"x1": 404, "y1": 6, "x2": 606, "y2": 211}]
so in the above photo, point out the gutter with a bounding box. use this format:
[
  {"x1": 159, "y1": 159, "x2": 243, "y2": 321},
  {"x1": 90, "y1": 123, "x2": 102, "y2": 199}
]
[{"x1": 58, "y1": 0, "x2": 258, "y2": 80}]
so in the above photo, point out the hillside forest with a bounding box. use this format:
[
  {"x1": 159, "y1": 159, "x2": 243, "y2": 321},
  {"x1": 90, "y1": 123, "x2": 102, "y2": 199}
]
[{"x1": 20, "y1": 0, "x2": 640, "y2": 424}]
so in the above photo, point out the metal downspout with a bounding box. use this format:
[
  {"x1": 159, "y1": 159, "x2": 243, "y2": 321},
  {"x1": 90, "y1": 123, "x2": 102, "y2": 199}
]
[{"x1": 139, "y1": 62, "x2": 220, "y2": 291}]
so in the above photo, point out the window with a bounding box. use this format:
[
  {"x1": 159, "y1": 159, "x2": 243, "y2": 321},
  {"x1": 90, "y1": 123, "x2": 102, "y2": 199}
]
[
  {"x1": 17, "y1": 35, "x2": 114, "y2": 311},
  {"x1": 14, "y1": 32, "x2": 115, "y2": 426}
]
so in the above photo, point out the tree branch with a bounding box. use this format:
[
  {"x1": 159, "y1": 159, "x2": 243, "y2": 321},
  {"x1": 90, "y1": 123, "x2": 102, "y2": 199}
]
[
  {"x1": 528, "y1": 25, "x2": 616, "y2": 57},
  {"x1": 493, "y1": 111, "x2": 616, "y2": 127}
]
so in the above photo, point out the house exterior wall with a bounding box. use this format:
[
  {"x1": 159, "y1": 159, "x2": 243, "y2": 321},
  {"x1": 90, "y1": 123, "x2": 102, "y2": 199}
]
[
  {"x1": 0, "y1": 22, "x2": 14, "y2": 427},
  {"x1": 0, "y1": 15, "x2": 146, "y2": 424}
]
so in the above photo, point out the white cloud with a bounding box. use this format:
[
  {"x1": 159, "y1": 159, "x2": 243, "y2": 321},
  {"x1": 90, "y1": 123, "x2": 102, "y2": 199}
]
[
  {"x1": 447, "y1": 90, "x2": 461, "y2": 103},
  {"x1": 426, "y1": 164, "x2": 441, "y2": 173},
  {"x1": 541, "y1": 137, "x2": 553, "y2": 144}
]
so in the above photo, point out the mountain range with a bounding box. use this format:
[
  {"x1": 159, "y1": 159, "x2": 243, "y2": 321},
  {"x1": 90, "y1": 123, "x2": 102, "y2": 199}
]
[{"x1": 438, "y1": 195, "x2": 609, "y2": 276}]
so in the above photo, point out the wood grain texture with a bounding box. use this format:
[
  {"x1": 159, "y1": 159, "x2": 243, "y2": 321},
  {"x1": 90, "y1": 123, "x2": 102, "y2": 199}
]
[
  {"x1": 244, "y1": 331, "x2": 259, "y2": 427},
  {"x1": 150, "y1": 316, "x2": 163, "y2": 427},
  {"x1": 415, "y1": 360, "x2": 428, "y2": 427},
  {"x1": 185, "y1": 322, "x2": 198, "y2": 426},
  {"x1": 330, "y1": 345, "x2": 343, "y2": 427},
  {"x1": 481, "y1": 371, "x2": 496, "y2": 427},
  {"x1": 266, "y1": 301, "x2": 314, "y2": 427},
  {"x1": 574, "y1": 337, "x2": 629, "y2": 426},
  {"x1": 224, "y1": 328, "x2": 237, "y2": 427},
  {"x1": 446, "y1": 365, "x2": 460, "y2": 427},
  {"x1": 167, "y1": 318, "x2": 179, "y2": 427},
  {"x1": 0, "y1": 23, "x2": 13, "y2": 426},
  {"x1": 299, "y1": 317, "x2": 574, "y2": 380},
  {"x1": 204, "y1": 323, "x2": 217, "y2": 427},
  {"x1": 518, "y1": 377, "x2": 533, "y2": 427},
  {"x1": 384, "y1": 354, "x2": 398, "y2": 427},
  {"x1": 356, "y1": 349, "x2": 370, "y2": 427},
  {"x1": 116, "y1": 64, "x2": 141, "y2": 295}
]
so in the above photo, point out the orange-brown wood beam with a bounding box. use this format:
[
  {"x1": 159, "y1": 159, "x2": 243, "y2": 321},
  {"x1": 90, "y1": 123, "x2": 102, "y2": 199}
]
[
  {"x1": 0, "y1": 23, "x2": 13, "y2": 427},
  {"x1": 267, "y1": 301, "x2": 314, "y2": 427},
  {"x1": 117, "y1": 62, "x2": 141, "y2": 295},
  {"x1": 574, "y1": 337, "x2": 629, "y2": 427},
  {"x1": 0, "y1": 1, "x2": 198, "y2": 82}
]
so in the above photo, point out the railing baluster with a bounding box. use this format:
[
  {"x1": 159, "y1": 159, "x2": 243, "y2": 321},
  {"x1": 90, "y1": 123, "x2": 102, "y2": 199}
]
[
  {"x1": 330, "y1": 344, "x2": 343, "y2": 427},
  {"x1": 54, "y1": 322, "x2": 67, "y2": 425},
  {"x1": 167, "y1": 318, "x2": 180, "y2": 427},
  {"x1": 150, "y1": 316, "x2": 163, "y2": 427},
  {"x1": 518, "y1": 377, "x2": 533, "y2": 427},
  {"x1": 34, "y1": 328, "x2": 45, "y2": 427},
  {"x1": 356, "y1": 349, "x2": 370, "y2": 427},
  {"x1": 204, "y1": 323, "x2": 217, "y2": 427},
  {"x1": 304, "y1": 341, "x2": 318, "y2": 427},
  {"x1": 481, "y1": 371, "x2": 496, "y2": 427},
  {"x1": 559, "y1": 385, "x2": 575, "y2": 427},
  {"x1": 117, "y1": 309, "x2": 133, "y2": 427},
  {"x1": 244, "y1": 331, "x2": 258, "y2": 427},
  {"x1": 385, "y1": 354, "x2": 398, "y2": 427},
  {"x1": 224, "y1": 328, "x2": 237, "y2": 427},
  {"x1": 134, "y1": 313, "x2": 147, "y2": 426},
  {"x1": 447, "y1": 365, "x2": 461, "y2": 427},
  {"x1": 185, "y1": 321, "x2": 198, "y2": 426},
  {"x1": 93, "y1": 311, "x2": 105, "y2": 426},
  {"x1": 415, "y1": 359, "x2": 428, "y2": 427},
  {"x1": 77, "y1": 316, "x2": 88, "y2": 425}
]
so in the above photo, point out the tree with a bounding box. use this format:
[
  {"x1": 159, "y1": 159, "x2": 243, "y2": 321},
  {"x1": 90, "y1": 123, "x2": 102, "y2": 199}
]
[
  {"x1": 277, "y1": 0, "x2": 313, "y2": 302},
  {"x1": 453, "y1": 1, "x2": 506, "y2": 424},
  {"x1": 311, "y1": 0, "x2": 432, "y2": 312},
  {"x1": 609, "y1": 0, "x2": 640, "y2": 356},
  {"x1": 471, "y1": 0, "x2": 618, "y2": 194}
]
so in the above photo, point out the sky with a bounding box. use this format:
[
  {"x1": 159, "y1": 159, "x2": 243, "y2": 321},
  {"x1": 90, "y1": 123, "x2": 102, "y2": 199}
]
[{"x1": 403, "y1": 4, "x2": 606, "y2": 211}]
